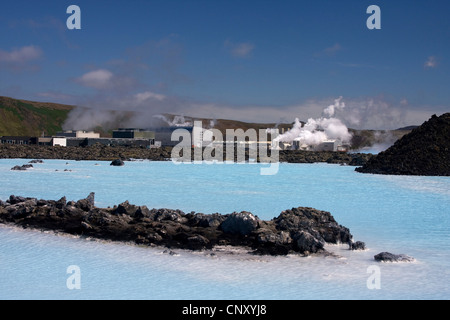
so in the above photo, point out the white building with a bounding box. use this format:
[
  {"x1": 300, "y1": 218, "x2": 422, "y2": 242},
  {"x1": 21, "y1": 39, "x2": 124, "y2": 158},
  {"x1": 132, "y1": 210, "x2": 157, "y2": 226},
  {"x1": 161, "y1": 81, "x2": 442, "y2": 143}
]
[
  {"x1": 52, "y1": 137, "x2": 67, "y2": 147},
  {"x1": 315, "y1": 140, "x2": 341, "y2": 152},
  {"x1": 292, "y1": 139, "x2": 345, "y2": 152}
]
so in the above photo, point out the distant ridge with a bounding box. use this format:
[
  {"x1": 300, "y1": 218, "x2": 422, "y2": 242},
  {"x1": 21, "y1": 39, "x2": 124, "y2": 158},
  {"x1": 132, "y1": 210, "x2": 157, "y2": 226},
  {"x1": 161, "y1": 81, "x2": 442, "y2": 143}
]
[
  {"x1": 0, "y1": 96, "x2": 74, "y2": 136},
  {"x1": 0, "y1": 96, "x2": 295, "y2": 138},
  {"x1": 396, "y1": 125, "x2": 419, "y2": 131},
  {"x1": 356, "y1": 113, "x2": 450, "y2": 176},
  {"x1": 0, "y1": 95, "x2": 413, "y2": 150}
]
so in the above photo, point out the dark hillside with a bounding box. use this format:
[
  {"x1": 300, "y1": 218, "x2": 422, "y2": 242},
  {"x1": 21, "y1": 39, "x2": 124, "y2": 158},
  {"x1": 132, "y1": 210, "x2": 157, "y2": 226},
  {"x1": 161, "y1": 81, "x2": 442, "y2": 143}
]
[{"x1": 356, "y1": 113, "x2": 450, "y2": 176}]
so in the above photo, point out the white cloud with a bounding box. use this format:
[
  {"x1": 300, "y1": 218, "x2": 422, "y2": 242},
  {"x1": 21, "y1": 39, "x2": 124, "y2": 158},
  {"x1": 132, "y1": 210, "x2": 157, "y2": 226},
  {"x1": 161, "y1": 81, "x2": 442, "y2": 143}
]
[
  {"x1": 424, "y1": 56, "x2": 438, "y2": 69},
  {"x1": 0, "y1": 45, "x2": 43, "y2": 72},
  {"x1": 0, "y1": 45, "x2": 42, "y2": 63},
  {"x1": 75, "y1": 67, "x2": 138, "y2": 92},
  {"x1": 76, "y1": 69, "x2": 114, "y2": 89},
  {"x1": 135, "y1": 91, "x2": 166, "y2": 103},
  {"x1": 224, "y1": 40, "x2": 255, "y2": 58}
]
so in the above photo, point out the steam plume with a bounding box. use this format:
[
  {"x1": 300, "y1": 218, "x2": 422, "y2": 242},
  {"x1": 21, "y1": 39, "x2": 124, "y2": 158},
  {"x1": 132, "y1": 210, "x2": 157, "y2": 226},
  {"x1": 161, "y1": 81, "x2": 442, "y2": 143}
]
[{"x1": 275, "y1": 97, "x2": 352, "y2": 146}]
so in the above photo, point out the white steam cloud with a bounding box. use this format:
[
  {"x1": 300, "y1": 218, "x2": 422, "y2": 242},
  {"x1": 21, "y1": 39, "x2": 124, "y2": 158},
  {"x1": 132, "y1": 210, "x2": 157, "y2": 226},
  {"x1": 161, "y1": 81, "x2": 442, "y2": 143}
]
[
  {"x1": 322, "y1": 96, "x2": 345, "y2": 118},
  {"x1": 152, "y1": 114, "x2": 193, "y2": 127},
  {"x1": 275, "y1": 97, "x2": 352, "y2": 146}
]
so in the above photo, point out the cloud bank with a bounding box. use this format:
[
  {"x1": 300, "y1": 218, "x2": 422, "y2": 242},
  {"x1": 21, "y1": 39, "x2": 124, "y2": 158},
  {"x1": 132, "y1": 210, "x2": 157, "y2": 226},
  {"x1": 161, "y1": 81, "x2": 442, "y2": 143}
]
[{"x1": 63, "y1": 89, "x2": 442, "y2": 132}]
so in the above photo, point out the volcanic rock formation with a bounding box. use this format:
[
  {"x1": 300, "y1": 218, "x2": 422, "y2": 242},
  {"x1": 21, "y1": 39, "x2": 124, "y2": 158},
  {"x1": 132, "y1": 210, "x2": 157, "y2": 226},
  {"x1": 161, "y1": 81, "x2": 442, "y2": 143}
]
[
  {"x1": 0, "y1": 193, "x2": 362, "y2": 256},
  {"x1": 356, "y1": 113, "x2": 450, "y2": 176}
]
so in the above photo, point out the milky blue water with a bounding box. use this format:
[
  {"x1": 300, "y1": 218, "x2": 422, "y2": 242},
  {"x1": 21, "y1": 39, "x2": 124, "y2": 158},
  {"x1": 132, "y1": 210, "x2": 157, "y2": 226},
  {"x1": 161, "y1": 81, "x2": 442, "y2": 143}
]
[{"x1": 0, "y1": 159, "x2": 449, "y2": 300}]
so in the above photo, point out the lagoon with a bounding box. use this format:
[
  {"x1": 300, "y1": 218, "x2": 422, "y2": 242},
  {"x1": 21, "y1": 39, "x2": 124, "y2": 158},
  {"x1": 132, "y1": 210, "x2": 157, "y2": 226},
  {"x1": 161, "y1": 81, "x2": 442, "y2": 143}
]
[{"x1": 0, "y1": 159, "x2": 449, "y2": 299}]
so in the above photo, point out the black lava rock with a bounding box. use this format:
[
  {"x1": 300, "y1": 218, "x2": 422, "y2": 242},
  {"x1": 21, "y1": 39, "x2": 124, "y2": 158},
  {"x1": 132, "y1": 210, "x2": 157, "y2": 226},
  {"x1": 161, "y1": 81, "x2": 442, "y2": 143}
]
[
  {"x1": 374, "y1": 252, "x2": 415, "y2": 262},
  {"x1": 110, "y1": 159, "x2": 125, "y2": 166},
  {"x1": 11, "y1": 164, "x2": 33, "y2": 171},
  {"x1": 0, "y1": 195, "x2": 362, "y2": 257},
  {"x1": 350, "y1": 241, "x2": 366, "y2": 250},
  {"x1": 356, "y1": 113, "x2": 450, "y2": 176}
]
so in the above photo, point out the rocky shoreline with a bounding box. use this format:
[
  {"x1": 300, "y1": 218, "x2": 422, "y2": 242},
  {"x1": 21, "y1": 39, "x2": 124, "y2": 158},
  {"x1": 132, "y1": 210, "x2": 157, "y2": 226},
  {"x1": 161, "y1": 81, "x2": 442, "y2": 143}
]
[
  {"x1": 356, "y1": 113, "x2": 450, "y2": 176},
  {"x1": 0, "y1": 144, "x2": 372, "y2": 165},
  {"x1": 0, "y1": 193, "x2": 366, "y2": 256}
]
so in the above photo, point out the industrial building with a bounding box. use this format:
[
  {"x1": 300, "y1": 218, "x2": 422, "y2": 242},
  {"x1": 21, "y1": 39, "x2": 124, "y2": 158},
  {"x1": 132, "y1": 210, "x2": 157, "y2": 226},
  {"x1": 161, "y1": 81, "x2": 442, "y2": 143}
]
[
  {"x1": 292, "y1": 139, "x2": 349, "y2": 152},
  {"x1": 65, "y1": 137, "x2": 155, "y2": 148},
  {"x1": 112, "y1": 128, "x2": 155, "y2": 140},
  {"x1": 60, "y1": 128, "x2": 157, "y2": 148},
  {"x1": 0, "y1": 136, "x2": 36, "y2": 145},
  {"x1": 152, "y1": 126, "x2": 194, "y2": 147},
  {"x1": 1, "y1": 128, "x2": 158, "y2": 148},
  {"x1": 54, "y1": 130, "x2": 100, "y2": 139},
  {"x1": 40, "y1": 130, "x2": 102, "y2": 147}
]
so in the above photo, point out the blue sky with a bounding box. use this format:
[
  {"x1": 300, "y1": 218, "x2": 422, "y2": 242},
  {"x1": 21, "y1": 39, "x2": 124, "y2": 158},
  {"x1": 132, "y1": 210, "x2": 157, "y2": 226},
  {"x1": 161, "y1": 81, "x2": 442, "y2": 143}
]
[{"x1": 0, "y1": 0, "x2": 449, "y2": 129}]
